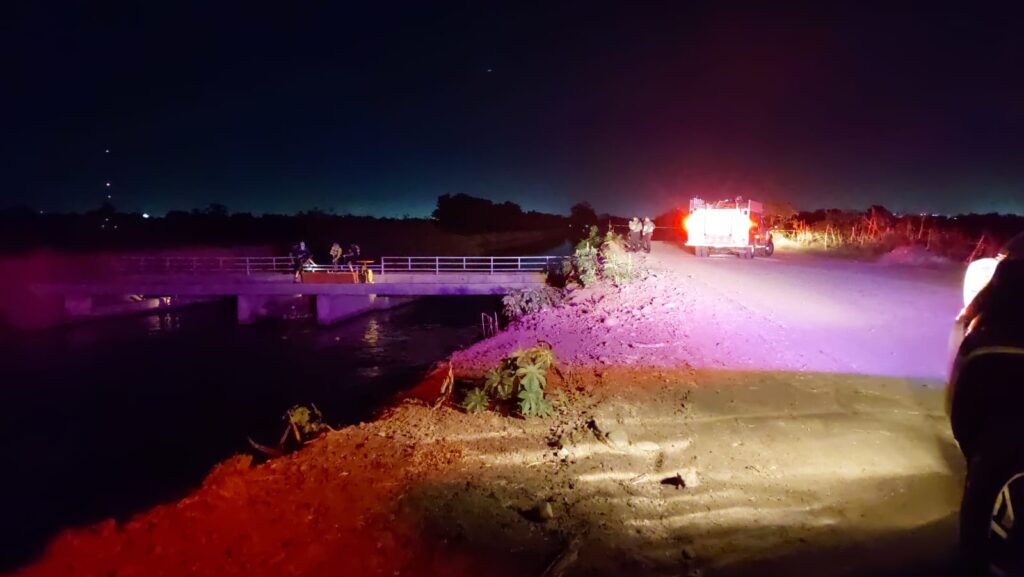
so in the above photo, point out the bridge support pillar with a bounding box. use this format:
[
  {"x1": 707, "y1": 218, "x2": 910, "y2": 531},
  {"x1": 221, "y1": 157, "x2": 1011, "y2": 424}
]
[
  {"x1": 315, "y1": 294, "x2": 413, "y2": 325},
  {"x1": 237, "y1": 295, "x2": 274, "y2": 325},
  {"x1": 64, "y1": 295, "x2": 94, "y2": 317}
]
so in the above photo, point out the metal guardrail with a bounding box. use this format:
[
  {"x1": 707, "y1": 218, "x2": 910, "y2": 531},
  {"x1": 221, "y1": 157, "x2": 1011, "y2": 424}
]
[
  {"x1": 116, "y1": 256, "x2": 295, "y2": 274},
  {"x1": 379, "y1": 256, "x2": 561, "y2": 274},
  {"x1": 114, "y1": 255, "x2": 565, "y2": 275}
]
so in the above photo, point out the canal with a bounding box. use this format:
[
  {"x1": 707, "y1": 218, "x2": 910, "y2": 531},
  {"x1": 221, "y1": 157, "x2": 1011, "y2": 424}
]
[{"x1": 0, "y1": 295, "x2": 503, "y2": 570}]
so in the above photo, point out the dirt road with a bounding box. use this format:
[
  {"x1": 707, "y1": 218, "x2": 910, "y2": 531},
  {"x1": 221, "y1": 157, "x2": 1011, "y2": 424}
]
[
  {"x1": 445, "y1": 241, "x2": 967, "y2": 575},
  {"x1": 648, "y1": 242, "x2": 963, "y2": 380}
]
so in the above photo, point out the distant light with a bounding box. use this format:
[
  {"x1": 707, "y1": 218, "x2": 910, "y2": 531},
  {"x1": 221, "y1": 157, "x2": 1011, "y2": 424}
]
[
  {"x1": 104, "y1": 149, "x2": 110, "y2": 154},
  {"x1": 486, "y1": 68, "x2": 493, "y2": 73},
  {"x1": 142, "y1": 213, "x2": 150, "y2": 219},
  {"x1": 106, "y1": 194, "x2": 112, "y2": 200},
  {"x1": 38, "y1": 210, "x2": 45, "y2": 215}
]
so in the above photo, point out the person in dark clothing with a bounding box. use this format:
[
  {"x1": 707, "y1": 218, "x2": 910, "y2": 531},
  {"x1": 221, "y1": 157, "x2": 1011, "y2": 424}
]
[
  {"x1": 291, "y1": 241, "x2": 312, "y2": 283},
  {"x1": 343, "y1": 243, "x2": 361, "y2": 272}
]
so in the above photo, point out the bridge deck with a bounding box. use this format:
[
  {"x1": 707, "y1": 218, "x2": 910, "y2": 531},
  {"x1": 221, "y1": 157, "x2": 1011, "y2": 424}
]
[{"x1": 35, "y1": 271, "x2": 548, "y2": 297}]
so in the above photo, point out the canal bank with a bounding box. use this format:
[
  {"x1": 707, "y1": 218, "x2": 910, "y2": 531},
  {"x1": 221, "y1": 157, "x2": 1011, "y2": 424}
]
[{"x1": 0, "y1": 295, "x2": 504, "y2": 572}]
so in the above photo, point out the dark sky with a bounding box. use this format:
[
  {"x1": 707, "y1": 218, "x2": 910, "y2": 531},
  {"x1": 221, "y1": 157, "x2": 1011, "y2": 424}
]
[{"x1": 3, "y1": 2, "x2": 1023, "y2": 217}]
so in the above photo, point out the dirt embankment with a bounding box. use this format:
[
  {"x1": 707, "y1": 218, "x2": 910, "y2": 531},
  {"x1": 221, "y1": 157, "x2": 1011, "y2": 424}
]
[{"x1": 13, "y1": 244, "x2": 963, "y2": 577}]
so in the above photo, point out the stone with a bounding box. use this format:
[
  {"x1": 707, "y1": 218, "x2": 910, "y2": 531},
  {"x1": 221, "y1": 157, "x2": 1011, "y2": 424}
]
[
  {"x1": 633, "y1": 441, "x2": 660, "y2": 452},
  {"x1": 680, "y1": 468, "x2": 701, "y2": 488}
]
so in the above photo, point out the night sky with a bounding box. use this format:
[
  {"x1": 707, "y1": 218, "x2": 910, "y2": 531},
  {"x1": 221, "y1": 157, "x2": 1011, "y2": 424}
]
[{"x1": 3, "y1": 2, "x2": 1023, "y2": 217}]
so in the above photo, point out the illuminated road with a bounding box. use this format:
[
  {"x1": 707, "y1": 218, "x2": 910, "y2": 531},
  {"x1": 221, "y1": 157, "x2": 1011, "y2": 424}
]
[
  {"x1": 647, "y1": 241, "x2": 964, "y2": 381},
  {"x1": 634, "y1": 242, "x2": 966, "y2": 574},
  {"x1": 444, "y1": 241, "x2": 969, "y2": 576}
]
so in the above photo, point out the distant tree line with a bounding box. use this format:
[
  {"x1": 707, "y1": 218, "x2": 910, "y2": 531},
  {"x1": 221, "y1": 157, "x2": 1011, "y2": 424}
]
[
  {"x1": 0, "y1": 194, "x2": 573, "y2": 255},
  {"x1": 2, "y1": 193, "x2": 1020, "y2": 257},
  {"x1": 431, "y1": 194, "x2": 566, "y2": 233}
]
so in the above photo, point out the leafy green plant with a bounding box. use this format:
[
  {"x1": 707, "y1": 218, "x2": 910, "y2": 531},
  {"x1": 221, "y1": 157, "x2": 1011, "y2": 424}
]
[
  {"x1": 502, "y1": 286, "x2": 566, "y2": 320},
  {"x1": 523, "y1": 346, "x2": 554, "y2": 371},
  {"x1": 462, "y1": 387, "x2": 490, "y2": 413},
  {"x1": 572, "y1": 243, "x2": 599, "y2": 287},
  {"x1": 600, "y1": 250, "x2": 637, "y2": 285},
  {"x1": 483, "y1": 367, "x2": 516, "y2": 399},
  {"x1": 574, "y1": 225, "x2": 601, "y2": 252},
  {"x1": 286, "y1": 404, "x2": 330, "y2": 438},
  {"x1": 516, "y1": 361, "x2": 546, "y2": 389},
  {"x1": 518, "y1": 379, "x2": 554, "y2": 418},
  {"x1": 470, "y1": 344, "x2": 557, "y2": 418}
]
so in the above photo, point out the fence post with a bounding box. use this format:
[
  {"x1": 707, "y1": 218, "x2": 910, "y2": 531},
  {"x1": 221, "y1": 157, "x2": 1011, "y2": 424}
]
[
  {"x1": 381, "y1": 258, "x2": 385, "y2": 276},
  {"x1": 435, "y1": 257, "x2": 439, "y2": 275},
  {"x1": 517, "y1": 256, "x2": 521, "y2": 270},
  {"x1": 246, "y1": 258, "x2": 250, "y2": 275},
  {"x1": 408, "y1": 256, "x2": 412, "y2": 272},
  {"x1": 490, "y1": 257, "x2": 494, "y2": 274},
  {"x1": 463, "y1": 256, "x2": 466, "y2": 271}
]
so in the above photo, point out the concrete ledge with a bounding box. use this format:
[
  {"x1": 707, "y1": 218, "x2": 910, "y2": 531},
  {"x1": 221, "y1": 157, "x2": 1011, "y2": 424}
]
[{"x1": 35, "y1": 272, "x2": 547, "y2": 297}]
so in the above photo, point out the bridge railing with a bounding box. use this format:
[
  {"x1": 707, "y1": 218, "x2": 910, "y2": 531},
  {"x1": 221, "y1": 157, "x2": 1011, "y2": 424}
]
[
  {"x1": 379, "y1": 256, "x2": 562, "y2": 274},
  {"x1": 115, "y1": 256, "x2": 295, "y2": 275},
  {"x1": 114, "y1": 255, "x2": 565, "y2": 275}
]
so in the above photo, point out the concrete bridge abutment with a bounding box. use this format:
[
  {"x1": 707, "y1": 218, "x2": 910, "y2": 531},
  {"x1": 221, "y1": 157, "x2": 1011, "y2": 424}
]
[{"x1": 315, "y1": 294, "x2": 414, "y2": 325}]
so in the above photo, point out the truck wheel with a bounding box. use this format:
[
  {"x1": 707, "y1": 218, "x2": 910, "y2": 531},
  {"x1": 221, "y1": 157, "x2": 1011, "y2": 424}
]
[
  {"x1": 764, "y1": 240, "x2": 775, "y2": 257},
  {"x1": 960, "y1": 449, "x2": 1024, "y2": 576},
  {"x1": 746, "y1": 247, "x2": 754, "y2": 259}
]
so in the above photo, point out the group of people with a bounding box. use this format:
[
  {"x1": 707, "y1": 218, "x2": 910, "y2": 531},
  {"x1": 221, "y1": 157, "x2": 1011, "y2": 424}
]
[
  {"x1": 627, "y1": 217, "x2": 656, "y2": 253},
  {"x1": 290, "y1": 241, "x2": 361, "y2": 283}
]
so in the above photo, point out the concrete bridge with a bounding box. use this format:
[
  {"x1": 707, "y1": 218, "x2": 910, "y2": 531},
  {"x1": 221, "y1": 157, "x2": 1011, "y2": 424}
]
[{"x1": 34, "y1": 255, "x2": 561, "y2": 325}]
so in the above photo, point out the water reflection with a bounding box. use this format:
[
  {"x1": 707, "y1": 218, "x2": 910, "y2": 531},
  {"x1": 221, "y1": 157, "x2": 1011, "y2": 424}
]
[
  {"x1": 146, "y1": 312, "x2": 182, "y2": 334},
  {"x1": 363, "y1": 318, "x2": 380, "y2": 348}
]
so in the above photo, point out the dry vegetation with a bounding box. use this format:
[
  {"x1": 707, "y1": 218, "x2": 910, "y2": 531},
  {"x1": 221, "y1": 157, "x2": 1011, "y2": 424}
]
[{"x1": 767, "y1": 205, "x2": 1021, "y2": 261}]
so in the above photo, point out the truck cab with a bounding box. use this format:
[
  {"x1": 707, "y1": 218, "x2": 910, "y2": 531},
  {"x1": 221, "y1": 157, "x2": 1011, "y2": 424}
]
[{"x1": 684, "y1": 197, "x2": 774, "y2": 258}]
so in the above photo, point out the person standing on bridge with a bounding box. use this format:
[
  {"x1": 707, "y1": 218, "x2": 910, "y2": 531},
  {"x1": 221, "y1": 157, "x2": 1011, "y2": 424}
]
[
  {"x1": 344, "y1": 243, "x2": 361, "y2": 273},
  {"x1": 641, "y1": 217, "x2": 655, "y2": 253},
  {"x1": 628, "y1": 217, "x2": 642, "y2": 252},
  {"x1": 329, "y1": 242, "x2": 343, "y2": 271},
  {"x1": 291, "y1": 241, "x2": 312, "y2": 283}
]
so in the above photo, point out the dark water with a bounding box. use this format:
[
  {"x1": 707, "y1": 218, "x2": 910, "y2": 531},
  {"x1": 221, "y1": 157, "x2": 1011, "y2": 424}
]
[{"x1": 0, "y1": 296, "x2": 502, "y2": 570}]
